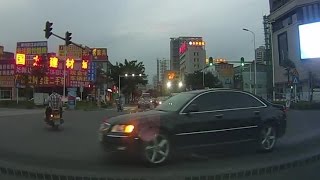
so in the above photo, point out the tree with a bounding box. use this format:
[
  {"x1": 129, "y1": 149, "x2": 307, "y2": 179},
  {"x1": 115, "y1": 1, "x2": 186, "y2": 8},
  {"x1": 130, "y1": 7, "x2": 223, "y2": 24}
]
[
  {"x1": 281, "y1": 59, "x2": 296, "y2": 83},
  {"x1": 185, "y1": 71, "x2": 222, "y2": 90},
  {"x1": 110, "y1": 59, "x2": 148, "y2": 101}
]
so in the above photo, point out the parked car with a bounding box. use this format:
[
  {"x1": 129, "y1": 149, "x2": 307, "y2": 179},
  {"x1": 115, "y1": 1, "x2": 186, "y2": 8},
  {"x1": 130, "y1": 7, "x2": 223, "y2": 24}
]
[{"x1": 98, "y1": 89, "x2": 287, "y2": 165}]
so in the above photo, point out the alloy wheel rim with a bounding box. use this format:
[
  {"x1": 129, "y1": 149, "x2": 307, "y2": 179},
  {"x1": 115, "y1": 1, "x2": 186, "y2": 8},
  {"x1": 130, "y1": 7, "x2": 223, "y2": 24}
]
[
  {"x1": 261, "y1": 126, "x2": 276, "y2": 150},
  {"x1": 145, "y1": 134, "x2": 169, "y2": 164}
]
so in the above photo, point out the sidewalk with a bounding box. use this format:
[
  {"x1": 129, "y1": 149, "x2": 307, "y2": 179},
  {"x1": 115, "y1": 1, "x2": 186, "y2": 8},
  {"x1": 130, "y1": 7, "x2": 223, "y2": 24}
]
[{"x1": 0, "y1": 108, "x2": 44, "y2": 117}]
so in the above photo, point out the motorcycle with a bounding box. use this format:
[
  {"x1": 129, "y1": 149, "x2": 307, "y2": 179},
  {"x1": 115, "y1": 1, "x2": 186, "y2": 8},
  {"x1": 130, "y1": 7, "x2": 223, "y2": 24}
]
[{"x1": 46, "y1": 109, "x2": 64, "y2": 129}]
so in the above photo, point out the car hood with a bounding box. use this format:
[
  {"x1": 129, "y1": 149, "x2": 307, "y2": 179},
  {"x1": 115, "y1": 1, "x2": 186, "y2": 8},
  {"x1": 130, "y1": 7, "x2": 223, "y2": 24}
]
[{"x1": 106, "y1": 110, "x2": 168, "y2": 125}]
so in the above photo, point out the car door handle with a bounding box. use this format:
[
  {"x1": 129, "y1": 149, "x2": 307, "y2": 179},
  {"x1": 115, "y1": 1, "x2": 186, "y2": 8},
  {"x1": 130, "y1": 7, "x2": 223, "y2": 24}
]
[
  {"x1": 254, "y1": 111, "x2": 260, "y2": 115},
  {"x1": 215, "y1": 114, "x2": 224, "y2": 118}
]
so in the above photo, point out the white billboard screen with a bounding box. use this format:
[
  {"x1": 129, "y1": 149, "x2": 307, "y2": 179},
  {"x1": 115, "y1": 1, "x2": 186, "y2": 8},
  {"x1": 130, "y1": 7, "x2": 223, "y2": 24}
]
[{"x1": 299, "y1": 21, "x2": 320, "y2": 59}]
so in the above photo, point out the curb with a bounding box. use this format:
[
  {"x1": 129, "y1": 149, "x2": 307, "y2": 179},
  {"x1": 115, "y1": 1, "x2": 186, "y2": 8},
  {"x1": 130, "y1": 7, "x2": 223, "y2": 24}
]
[{"x1": 1, "y1": 152, "x2": 320, "y2": 180}]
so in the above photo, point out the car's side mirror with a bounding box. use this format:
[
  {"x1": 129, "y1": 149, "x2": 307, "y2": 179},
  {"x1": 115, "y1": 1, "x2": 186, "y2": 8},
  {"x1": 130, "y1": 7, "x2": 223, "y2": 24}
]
[{"x1": 185, "y1": 104, "x2": 199, "y2": 114}]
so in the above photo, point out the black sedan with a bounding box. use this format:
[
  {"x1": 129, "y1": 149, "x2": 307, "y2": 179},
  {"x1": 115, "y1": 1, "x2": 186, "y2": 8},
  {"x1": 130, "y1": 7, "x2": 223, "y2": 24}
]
[{"x1": 98, "y1": 89, "x2": 286, "y2": 165}]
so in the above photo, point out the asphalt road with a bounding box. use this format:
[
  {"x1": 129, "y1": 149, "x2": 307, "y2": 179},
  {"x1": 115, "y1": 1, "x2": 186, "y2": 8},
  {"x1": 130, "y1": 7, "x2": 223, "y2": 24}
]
[{"x1": 0, "y1": 109, "x2": 320, "y2": 178}]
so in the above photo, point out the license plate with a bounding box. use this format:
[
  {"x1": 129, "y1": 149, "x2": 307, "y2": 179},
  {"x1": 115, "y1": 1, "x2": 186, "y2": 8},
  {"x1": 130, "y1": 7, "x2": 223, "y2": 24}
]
[{"x1": 54, "y1": 121, "x2": 60, "y2": 125}]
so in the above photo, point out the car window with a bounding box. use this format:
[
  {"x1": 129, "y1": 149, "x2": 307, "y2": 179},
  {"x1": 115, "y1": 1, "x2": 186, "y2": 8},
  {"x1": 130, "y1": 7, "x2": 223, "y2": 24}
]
[
  {"x1": 186, "y1": 91, "x2": 265, "y2": 112},
  {"x1": 188, "y1": 92, "x2": 227, "y2": 111},
  {"x1": 155, "y1": 92, "x2": 196, "y2": 112},
  {"x1": 225, "y1": 91, "x2": 265, "y2": 109}
]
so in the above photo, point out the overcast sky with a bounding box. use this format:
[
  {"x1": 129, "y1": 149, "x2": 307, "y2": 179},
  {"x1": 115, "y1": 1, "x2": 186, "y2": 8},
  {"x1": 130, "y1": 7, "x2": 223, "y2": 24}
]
[{"x1": 0, "y1": 0, "x2": 270, "y2": 80}]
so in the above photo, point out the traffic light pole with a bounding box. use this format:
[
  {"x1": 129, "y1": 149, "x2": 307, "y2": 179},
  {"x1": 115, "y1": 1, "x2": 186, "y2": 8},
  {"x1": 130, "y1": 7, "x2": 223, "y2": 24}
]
[{"x1": 63, "y1": 46, "x2": 67, "y2": 99}]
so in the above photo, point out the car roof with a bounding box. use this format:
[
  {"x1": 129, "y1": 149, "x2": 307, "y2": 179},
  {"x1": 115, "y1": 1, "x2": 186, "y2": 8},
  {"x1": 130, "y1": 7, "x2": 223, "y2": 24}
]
[{"x1": 183, "y1": 88, "x2": 253, "y2": 95}]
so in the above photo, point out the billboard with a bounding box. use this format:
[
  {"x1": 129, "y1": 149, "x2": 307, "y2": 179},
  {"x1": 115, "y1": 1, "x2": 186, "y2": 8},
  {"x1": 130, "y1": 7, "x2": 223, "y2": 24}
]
[
  {"x1": 16, "y1": 41, "x2": 47, "y2": 61},
  {"x1": 58, "y1": 44, "x2": 83, "y2": 60},
  {"x1": 82, "y1": 48, "x2": 108, "y2": 61},
  {"x1": 299, "y1": 21, "x2": 320, "y2": 59},
  {"x1": 14, "y1": 55, "x2": 91, "y2": 87}
]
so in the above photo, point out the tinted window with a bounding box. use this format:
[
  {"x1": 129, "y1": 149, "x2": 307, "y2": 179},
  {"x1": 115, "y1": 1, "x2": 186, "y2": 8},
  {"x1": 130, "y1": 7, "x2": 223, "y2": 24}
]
[
  {"x1": 188, "y1": 92, "x2": 227, "y2": 111},
  {"x1": 226, "y1": 92, "x2": 264, "y2": 108},
  {"x1": 156, "y1": 92, "x2": 196, "y2": 112},
  {"x1": 187, "y1": 91, "x2": 264, "y2": 112}
]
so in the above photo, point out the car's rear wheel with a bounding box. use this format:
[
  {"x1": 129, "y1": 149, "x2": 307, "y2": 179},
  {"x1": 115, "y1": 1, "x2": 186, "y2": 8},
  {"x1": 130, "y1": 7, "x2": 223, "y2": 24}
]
[
  {"x1": 258, "y1": 124, "x2": 277, "y2": 152},
  {"x1": 142, "y1": 133, "x2": 171, "y2": 166}
]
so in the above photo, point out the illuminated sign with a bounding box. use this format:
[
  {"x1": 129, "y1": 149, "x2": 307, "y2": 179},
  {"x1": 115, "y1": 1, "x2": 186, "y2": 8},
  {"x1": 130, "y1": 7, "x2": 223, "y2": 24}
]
[
  {"x1": 16, "y1": 53, "x2": 26, "y2": 65},
  {"x1": 92, "y1": 48, "x2": 108, "y2": 60},
  {"x1": 214, "y1": 58, "x2": 227, "y2": 63},
  {"x1": 49, "y1": 57, "x2": 59, "y2": 68},
  {"x1": 82, "y1": 60, "x2": 88, "y2": 69},
  {"x1": 179, "y1": 42, "x2": 188, "y2": 55},
  {"x1": 168, "y1": 72, "x2": 175, "y2": 80},
  {"x1": 33, "y1": 55, "x2": 40, "y2": 66},
  {"x1": 188, "y1": 41, "x2": 205, "y2": 46},
  {"x1": 299, "y1": 22, "x2": 320, "y2": 59},
  {"x1": 66, "y1": 58, "x2": 74, "y2": 69}
]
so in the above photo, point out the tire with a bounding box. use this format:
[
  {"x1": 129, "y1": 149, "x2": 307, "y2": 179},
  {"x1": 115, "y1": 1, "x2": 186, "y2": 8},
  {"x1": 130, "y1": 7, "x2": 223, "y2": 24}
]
[
  {"x1": 257, "y1": 124, "x2": 277, "y2": 152},
  {"x1": 141, "y1": 133, "x2": 171, "y2": 166}
]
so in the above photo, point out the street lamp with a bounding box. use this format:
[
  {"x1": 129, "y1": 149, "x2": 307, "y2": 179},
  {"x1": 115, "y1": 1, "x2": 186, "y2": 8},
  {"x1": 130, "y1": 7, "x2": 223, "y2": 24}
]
[
  {"x1": 167, "y1": 81, "x2": 172, "y2": 89},
  {"x1": 243, "y1": 28, "x2": 257, "y2": 95},
  {"x1": 118, "y1": 73, "x2": 144, "y2": 97}
]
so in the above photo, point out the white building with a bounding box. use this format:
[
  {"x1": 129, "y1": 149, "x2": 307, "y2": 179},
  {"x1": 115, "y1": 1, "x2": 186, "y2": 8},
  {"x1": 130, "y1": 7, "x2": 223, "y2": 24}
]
[
  {"x1": 255, "y1": 46, "x2": 266, "y2": 64},
  {"x1": 156, "y1": 58, "x2": 170, "y2": 83},
  {"x1": 269, "y1": 0, "x2": 320, "y2": 101},
  {"x1": 179, "y1": 38, "x2": 206, "y2": 82}
]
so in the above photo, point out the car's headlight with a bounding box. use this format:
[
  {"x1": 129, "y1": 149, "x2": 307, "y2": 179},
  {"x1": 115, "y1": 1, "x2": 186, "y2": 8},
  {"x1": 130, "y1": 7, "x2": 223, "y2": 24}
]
[
  {"x1": 159, "y1": 101, "x2": 162, "y2": 104},
  {"x1": 111, "y1": 125, "x2": 135, "y2": 133}
]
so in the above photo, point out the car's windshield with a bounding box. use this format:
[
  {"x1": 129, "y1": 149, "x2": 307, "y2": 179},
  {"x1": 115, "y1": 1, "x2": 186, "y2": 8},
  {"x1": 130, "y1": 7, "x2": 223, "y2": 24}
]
[{"x1": 155, "y1": 93, "x2": 196, "y2": 112}]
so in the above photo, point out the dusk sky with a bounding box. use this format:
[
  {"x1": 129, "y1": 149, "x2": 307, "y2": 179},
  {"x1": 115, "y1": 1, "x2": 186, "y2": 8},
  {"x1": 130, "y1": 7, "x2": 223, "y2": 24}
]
[{"x1": 0, "y1": 0, "x2": 270, "y2": 81}]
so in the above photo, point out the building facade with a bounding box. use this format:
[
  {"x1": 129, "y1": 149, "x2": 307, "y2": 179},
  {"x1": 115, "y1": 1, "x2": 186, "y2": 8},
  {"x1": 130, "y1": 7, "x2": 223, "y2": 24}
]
[
  {"x1": 156, "y1": 58, "x2": 170, "y2": 83},
  {"x1": 234, "y1": 62, "x2": 268, "y2": 98},
  {"x1": 170, "y1": 37, "x2": 203, "y2": 72},
  {"x1": 0, "y1": 47, "x2": 15, "y2": 100},
  {"x1": 255, "y1": 46, "x2": 267, "y2": 63},
  {"x1": 179, "y1": 37, "x2": 206, "y2": 82},
  {"x1": 269, "y1": 0, "x2": 320, "y2": 101}
]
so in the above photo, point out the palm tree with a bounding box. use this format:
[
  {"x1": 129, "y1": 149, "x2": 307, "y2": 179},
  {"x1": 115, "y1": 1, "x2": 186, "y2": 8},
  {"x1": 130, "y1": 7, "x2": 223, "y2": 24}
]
[{"x1": 110, "y1": 59, "x2": 147, "y2": 102}]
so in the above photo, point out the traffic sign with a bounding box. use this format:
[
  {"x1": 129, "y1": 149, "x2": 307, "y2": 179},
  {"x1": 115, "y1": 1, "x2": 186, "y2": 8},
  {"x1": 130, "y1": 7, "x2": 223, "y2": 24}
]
[
  {"x1": 293, "y1": 76, "x2": 299, "y2": 84},
  {"x1": 87, "y1": 61, "x2": 97, "y2": 81},
  {"x1": 292, "y1": 68, "x2": 299, "y2": 77}
]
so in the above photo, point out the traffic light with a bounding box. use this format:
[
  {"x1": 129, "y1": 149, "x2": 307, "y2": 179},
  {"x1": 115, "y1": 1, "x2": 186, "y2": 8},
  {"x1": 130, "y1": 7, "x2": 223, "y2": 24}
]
[
  {"x1": 44, "y1": 21, "x2": 53, "y2": 39},
  {"x1": 240, "y1": 57, "x2": 245, "y2": 66},
  {"x1": 65, "y1": 31, "x2": 72, "y2": 46},
  {"x1": 209, "y1": 57, "x2": 214, "y2": 66}
]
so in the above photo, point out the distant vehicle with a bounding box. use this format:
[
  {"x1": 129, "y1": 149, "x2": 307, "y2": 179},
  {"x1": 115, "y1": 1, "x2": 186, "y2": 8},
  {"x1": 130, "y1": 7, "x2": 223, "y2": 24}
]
[
  {"x1": 138, "y1": 93, "x2": 152, "y2": 109},
  {"x1": 98, "y1": 89, "x2": 287, "y2": 165}
]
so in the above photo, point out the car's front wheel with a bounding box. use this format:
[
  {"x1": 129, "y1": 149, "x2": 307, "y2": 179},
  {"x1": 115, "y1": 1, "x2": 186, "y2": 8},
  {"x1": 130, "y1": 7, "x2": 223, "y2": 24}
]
[
  {"x1": 142, "y1": 133, "x2": 171, "y2": 166},
  {"x1": 258, "y1": 124, "x2": 277, "y2": 152}
]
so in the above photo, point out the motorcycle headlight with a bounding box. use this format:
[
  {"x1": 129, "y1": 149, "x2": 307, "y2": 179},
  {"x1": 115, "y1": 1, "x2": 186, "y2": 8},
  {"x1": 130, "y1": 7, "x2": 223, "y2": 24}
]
[{"x1": 111, "y1": 124, "x2": 135, "y2": 133}]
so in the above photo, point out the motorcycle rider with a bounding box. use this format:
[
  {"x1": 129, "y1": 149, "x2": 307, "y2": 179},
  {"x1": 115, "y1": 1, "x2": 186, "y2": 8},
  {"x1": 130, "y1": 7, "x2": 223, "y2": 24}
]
[{"x1": 45, "y1": 88, "x2": 63, "y2": 121}]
